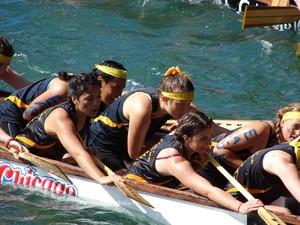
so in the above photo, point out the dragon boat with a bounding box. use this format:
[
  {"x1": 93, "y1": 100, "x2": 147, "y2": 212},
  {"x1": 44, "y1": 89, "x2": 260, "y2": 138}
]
[{"x1": 0, "y1": 119, "x2": 299, "y2": 225}]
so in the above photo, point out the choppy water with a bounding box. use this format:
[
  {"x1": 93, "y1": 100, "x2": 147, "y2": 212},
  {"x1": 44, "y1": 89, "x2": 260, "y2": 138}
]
[
  {"x1": 0, "y1": 0, "x2": 299, "y2": 224},
  {"x1": 0, "y1": 184, "x2": 157, "y2": 224}
]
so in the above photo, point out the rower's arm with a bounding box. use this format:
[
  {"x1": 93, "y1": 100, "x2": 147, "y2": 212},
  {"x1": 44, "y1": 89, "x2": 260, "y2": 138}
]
[{"x1": 1, "y1": 66, "x2": 32, "y2": 90}]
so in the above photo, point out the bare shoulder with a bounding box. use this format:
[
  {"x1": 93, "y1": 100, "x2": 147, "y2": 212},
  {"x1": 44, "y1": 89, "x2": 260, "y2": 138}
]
[
  {"x1": 264, "y1": 150, "x2": 292, "y2": 161},
  {"x1": 157, "y1": 147, "x2": 181, "y2": 159},
  {"x1": 48, "y1": 77, "x2": 69, "y2": 93},
  {"x1": 48, "y1": 107, "x2": 69, "y2": 120},
  {"x1": 124, "y1": 92, "x2": 153, "y2": 116},
  {"x1": 126, "y1": 91, "x2": 152, "y2": 104}
]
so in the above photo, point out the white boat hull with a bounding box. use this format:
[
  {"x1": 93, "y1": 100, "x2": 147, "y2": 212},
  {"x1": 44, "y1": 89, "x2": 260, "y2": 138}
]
[{"x1": 0, "y1": 157, "x2": 251, "y2": 225}]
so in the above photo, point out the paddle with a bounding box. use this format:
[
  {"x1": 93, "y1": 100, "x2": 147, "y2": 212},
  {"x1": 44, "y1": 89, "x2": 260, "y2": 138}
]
[
  {"x1": 92, "y1": 156, "x2": 154, "y2": 208},
  {"x1": 206, "y1": 153, "x2": 286, "y2": 225},
  {"x1": 0, "y1": 143, "x2": 72, "y2": 183},
  {"x1": 242, "y1": 5, "x2": 300, "y2": 29}
]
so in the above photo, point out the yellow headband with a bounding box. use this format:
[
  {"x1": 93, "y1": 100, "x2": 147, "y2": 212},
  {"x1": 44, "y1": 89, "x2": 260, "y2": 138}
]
[
  {"x1": 290, "y1": 136, "x2": 300, "y2": 168},
  {"x1": 164, "y1": 66, "x2": 191, "y2": 80},
  {"x1": 95, "y1": 64, "x2": 127, "y2": 79},
  {"x1": 282, "y1": 112, "x2": 300, "y2": 121},
  {"x1": 161, "y1": 91, "x2": 194, "y2": 101},
  {"x1": 0, "y1": 54, "x2": 11, "y2": 63}
]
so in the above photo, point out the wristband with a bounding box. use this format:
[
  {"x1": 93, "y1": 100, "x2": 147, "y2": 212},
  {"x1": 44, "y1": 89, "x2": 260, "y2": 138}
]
[
  {"x1": 237, "y1": 202, "x2": 243, "y2": 213},
  {"x1": 4, "y1": 137, "x2": 14, "y2": 148}
]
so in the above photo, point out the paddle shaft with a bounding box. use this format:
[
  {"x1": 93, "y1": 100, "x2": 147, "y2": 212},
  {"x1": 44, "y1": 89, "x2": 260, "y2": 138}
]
[
  {"x1": 242, "y1": 6, "x2": 300, "y2": 29},
  {"x1": 206, "y1": 153, "x2": 286, "y2": 225},
  {"x1": 92, "y1": 156, "x2": 154, "y2": 208},
  {"x1": 207, "y1": 154, "x2": 253, "y2": 200}
]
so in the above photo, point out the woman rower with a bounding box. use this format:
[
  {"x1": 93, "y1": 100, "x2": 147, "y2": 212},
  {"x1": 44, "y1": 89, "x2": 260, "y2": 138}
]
[
  {"x1": 0, "y1": 58, "x2": 127, "y2": 138},
  {"x1": 225, "y1": 105, "x2": 300, "y2": 214},
  {"x1": 90, "y1": 60, "x2": 127, "y2": 114},
  {"x1": 0, "y1": 128, "x2": 27, "y2": 160},
  {"x1": 0, "y1": 71, "x2": 75, "y2": 137},
  {"x1": 0, "y1": 36, "x2": 31, "y2": 90},
  {"x1": 86, "y1": 66, "x2": 226, "y2": 173},
  {"x1": 14, "y1": 73, "x2": 122, "y2": 184},
  {"x1": 199, "y1": 103, "x2": 300, "y2": 189},
  {"x1": 125, "y1": 109, "x2": 264, "y2": 213}
]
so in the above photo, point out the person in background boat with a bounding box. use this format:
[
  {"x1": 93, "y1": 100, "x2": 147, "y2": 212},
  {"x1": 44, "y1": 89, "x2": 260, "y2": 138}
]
[
  {"x1": 224, "y1": 104, "x2": 300, "y2": 214},
  {"x1": 0, "y1": 71, "x2": 75, "y2": 138},
  {"x1": 198, "y1": 103, "x2": 300, "y2": 190},
  {"x1": 125, "y1": 109, "x2": 264, "y2": 213},
  {"x1": 14, "y1": 73, "x2": 122, "y2": 184},
  {"x1": 0, "y1": 36, "x2": 31, "y2": 91},
  {"x1": 0, "y1": 127, "x2": 27, "y2": 160},
  {"x1": 90, "y1": 60, "x2": 127, "y2": 114}
]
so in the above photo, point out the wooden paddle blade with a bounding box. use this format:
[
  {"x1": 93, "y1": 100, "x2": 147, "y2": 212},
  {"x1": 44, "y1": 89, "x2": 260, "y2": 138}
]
[
  {"x1": 258, "y1": 207, "x2": 287, "y2": 225},
  {"x1": 92, "y1": 156, "x2": 154, "y2": 208},
  {"x1": 114, "y1": 180, "x2": 154, "y2": 208},
  {"x1": 19, "y1": 152, "x2": 73, "y2": 184},
  {"x1": 242, "y1": 6, "x2": 300, "y2": 29}
]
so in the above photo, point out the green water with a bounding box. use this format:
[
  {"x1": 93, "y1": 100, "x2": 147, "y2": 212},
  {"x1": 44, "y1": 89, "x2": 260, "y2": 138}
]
[{"x1": 0, "y1": 0, "x2": 299, "y2": 224}]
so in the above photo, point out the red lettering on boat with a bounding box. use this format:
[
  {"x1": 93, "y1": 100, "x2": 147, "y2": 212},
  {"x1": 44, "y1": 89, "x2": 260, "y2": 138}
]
[{"x1": 0, "y1": 163, "x2": 77, "y2": 197}]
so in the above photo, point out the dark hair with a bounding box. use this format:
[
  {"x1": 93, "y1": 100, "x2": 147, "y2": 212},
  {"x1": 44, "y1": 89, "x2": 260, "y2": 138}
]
[
  {"x1": 158, "y1": 68, "x2": 194, "y2": 97},
  {"x1": 91, "y1": 60, "x2": 127, "y2": 82},
  {"x1": 66, "y1": 72, "x2": 101, "y2": 121},
  {"x1": 0, "y1": 36, "x2": 14, "y2": 57},
  {"x1": 175, "y1": 109, "x2": 213, "y2": 142},
  {"x1": 57, "y1": 71, "x2": 76, "y2": 81},
  {"x1": 68, "y1": 72, "x2": 100, "y2": 101}
]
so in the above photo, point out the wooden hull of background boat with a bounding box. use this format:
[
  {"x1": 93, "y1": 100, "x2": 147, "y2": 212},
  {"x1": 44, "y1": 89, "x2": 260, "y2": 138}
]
[{"x1": 222, "y1": 0, "x2": 300, "y2": 31}]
